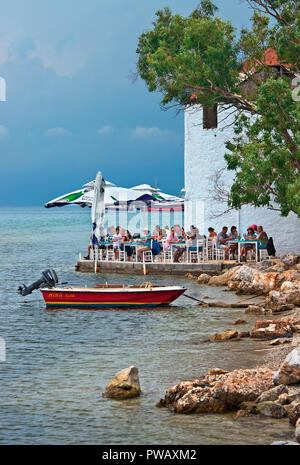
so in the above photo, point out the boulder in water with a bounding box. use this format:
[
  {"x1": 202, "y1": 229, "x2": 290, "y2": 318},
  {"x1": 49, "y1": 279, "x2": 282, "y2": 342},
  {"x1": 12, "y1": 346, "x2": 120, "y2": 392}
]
[{"x1": 103, "y1": 366, "x2": 141, "y2": 400}]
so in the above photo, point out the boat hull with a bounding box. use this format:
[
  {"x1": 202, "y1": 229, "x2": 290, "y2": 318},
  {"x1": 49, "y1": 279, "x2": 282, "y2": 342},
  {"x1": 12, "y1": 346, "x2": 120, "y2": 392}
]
[{"x1": 41, "y1": 286, "x2": 186, "y2": 308}]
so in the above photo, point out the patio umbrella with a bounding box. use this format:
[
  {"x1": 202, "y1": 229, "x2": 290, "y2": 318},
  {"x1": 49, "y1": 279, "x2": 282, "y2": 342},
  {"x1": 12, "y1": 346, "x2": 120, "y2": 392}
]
[
  {"x1": 44, "y1": 179, "x2": 183, "y2": 210},
  {"x1": 91, "y1": 171, "x2": 105, "y2": 246}
]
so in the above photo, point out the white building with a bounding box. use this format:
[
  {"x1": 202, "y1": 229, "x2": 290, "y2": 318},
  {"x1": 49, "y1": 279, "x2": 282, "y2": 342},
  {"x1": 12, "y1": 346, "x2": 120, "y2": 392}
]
[{"x1": 184, "y1": 104, "x2": 300, "y2": 254}]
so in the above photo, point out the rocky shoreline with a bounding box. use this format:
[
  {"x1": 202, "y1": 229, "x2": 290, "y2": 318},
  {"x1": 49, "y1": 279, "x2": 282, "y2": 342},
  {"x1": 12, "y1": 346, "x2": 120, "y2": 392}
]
[{"x1": 163, "y1": 253, "x2": 300, "y2": 444}]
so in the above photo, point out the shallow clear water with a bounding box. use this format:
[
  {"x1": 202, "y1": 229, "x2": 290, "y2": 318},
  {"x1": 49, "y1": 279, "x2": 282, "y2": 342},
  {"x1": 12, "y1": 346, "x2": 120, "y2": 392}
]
[{"x1": 0, "y1": 207, "x2": 294, "y2": 444}]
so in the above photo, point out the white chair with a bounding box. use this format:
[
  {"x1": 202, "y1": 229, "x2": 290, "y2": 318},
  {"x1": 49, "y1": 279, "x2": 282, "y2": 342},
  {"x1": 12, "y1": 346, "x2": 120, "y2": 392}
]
[
  {"x1": 205, "y1": 240, "x2": 215, "y2": 261},
  {"x1": 118, "y1": 249, "x2": 126, "y2": 262},
  {"x1": 197, "y1": 239, "x2": 205, "y2": 262},
  {"x1": 188, "y1": 249, "x2": 199, "y2": 263},
  {"x1": 259, "y1": 248, "x2": 270, "y2": 261},
  {"x1": 143, "y1": 250, "x2": 153, "y2": 263},
  {"x1": 214, "y1": 247, "x2": 226, "y2": 261},
  {"x1": 106, "y1": 248, "x2": 115, "y2": 261},
  {"x1": 89, "y1": 246, "x2": 97, "y2": 260},
  {"x1": 97, "y1": 247, "x2": 105, "y2": 261},
  {"x1": 163, "y1": 248, "x2": 173, "y2": 263}
]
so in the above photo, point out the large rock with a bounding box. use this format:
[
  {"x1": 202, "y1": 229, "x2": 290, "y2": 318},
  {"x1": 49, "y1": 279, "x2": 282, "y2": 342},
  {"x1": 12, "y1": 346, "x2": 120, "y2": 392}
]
[
  {"x1": 285, "y1": 399, "x2": 300, "y2": 426},
  {"x1": 286, "y1": 290, "x2": 300, "y2": 306},
  {"x1": 251, "y1": 272, "x2": 280, "y2": 293},
  {"x1": 256, "y1": 385, "x2": 288, "y2": 403},
  {"x1": 234, "y1": 265, "x2": 256, "y2": 283},
  {"x1": 273, "y1": 348, "x2": 300, "y2": 386},
  {"x1": 208, "y1": 267, "x2": 239, "y2": 286},
  {"x1": 228, "y1": 266, "x2": 282, "y2": 294},
  {"x1": 103, "y1": 366, "x2": 141, "y2": 399},
  {"x1": 256, "y1": 401, "x2": 287, "y2": 419},
  {"x1": 197, "y1": 273, "x2": 211, "y2": 284},
  {"x1": 250, "y1": 317, "x2": 299, "y2": 339},
  {"x1": 157, "y1": 367, "x2": 274, "y2": 414},
  {"x1": 295, "y1": 417, "x2": 300, "y2": 444},
  {"x1": 281, "y1": 253, "x2": 300, "y2": 268}
]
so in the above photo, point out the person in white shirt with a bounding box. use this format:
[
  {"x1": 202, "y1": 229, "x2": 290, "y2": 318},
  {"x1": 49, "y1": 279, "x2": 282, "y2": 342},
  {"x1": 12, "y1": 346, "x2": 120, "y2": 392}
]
[{"x1": 112, "y1": 226, "x2": 122, "y2": 259}]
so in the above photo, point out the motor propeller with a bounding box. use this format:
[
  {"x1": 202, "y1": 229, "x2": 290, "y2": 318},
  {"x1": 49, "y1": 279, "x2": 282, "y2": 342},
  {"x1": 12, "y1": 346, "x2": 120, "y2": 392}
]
[{"x1": 18, "y1": 269, "x2": 58, "y2": 296}]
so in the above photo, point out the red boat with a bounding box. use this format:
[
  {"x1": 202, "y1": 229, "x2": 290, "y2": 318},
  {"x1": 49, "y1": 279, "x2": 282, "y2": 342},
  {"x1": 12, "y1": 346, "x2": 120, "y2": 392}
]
[{"x1": 40, "y1": 284, "x2": 186, "y2": 308}]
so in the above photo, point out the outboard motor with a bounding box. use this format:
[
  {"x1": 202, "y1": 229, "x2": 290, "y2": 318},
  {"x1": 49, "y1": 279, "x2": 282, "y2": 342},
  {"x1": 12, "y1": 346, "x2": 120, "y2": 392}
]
[{"x1": 18, "y1": 269, "x2": 58, "y2": 296}]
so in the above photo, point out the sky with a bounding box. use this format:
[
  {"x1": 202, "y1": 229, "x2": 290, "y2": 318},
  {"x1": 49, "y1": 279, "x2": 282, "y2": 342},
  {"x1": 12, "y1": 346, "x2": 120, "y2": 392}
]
[{"x1": 0, "y1": 0, "x2": 252, "y2": 206}]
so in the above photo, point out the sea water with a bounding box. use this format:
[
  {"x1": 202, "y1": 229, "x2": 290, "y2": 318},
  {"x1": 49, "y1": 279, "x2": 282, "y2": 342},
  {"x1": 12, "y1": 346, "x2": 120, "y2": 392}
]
[{"x1": 0, "y1": 207, "x2": 294, "y2": 444}]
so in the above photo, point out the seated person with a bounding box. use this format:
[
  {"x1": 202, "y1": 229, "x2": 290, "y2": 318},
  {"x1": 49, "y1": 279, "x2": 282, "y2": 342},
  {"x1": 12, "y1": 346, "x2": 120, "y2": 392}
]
[
  {"x1": 166, "y1": 226, "x2": 185, "y2": 262},
  {"x1": 257, "y1": 225, "x2": 268, "y2": 248},
  {"x1": 217, "y1": 226, "x2": 229, "y2": 249},
  {"x1": 152, "y1": 228, "x2": 163, "y2": 256},
  {"x1": 163, "y1": 225, "x2": 170, "y2": 236},
  {"x1": 224, "y1": 225, "x2": 238, "y2": 259},
  {"x1": 121, "y1": 230, "x2": 134, "y2": 261},
  {"x1": 137, "y1": 228, "x2": 154, "y2": 262},
  {"x1": 250, "y1": 224, "x2": 259, "y2": 238},
  {"x1": 186, "y1": 225, "x2": 202, "y2": 251},
  {"x1": 153, "y1": 227, "x2": 163, "y2": 240},
  {"x1": 207, "y1": 227, "x2": 217, "y2": 245},
  {"x1": 153, "y1": 225, "x2": 161, "y2": 237},
  {"x1": 240, "y1": 227, "x2": 257, "y2": 262}
]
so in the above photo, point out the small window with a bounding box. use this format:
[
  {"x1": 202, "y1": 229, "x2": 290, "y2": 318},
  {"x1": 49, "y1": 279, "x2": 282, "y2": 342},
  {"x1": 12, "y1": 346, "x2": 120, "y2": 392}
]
[{"x1": 203, "y1": 105, "x2": 218, "y2": 129}]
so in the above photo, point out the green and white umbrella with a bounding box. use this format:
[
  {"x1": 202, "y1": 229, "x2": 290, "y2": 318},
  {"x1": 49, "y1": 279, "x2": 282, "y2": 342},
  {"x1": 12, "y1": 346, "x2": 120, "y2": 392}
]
[{"x1": 44, "y1": 179, "x2": 183, "y2": 210}]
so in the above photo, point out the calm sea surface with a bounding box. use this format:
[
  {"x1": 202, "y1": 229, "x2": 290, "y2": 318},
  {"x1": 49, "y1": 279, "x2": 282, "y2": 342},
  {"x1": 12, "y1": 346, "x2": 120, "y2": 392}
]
[{"x1": 0, "y1": 207, "x2": 294, "y2": 444}]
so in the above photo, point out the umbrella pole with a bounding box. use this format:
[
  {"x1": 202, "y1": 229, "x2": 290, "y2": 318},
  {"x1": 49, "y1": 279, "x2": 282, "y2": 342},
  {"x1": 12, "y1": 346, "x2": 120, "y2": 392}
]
[{"x1": 94, "y1": 246, "x2": 98, "y2": 273}]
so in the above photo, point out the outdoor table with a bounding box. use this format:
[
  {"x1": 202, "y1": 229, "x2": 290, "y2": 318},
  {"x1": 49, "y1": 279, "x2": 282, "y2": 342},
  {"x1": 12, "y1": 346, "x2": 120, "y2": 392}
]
[
  {"x1": 228, "y1": 240, "x2": 259, "y2": 262},
  {"x1": 168, "y1": 241, "x2": 186, "y2": 253},
  {"x1": 122, "y1": 241, "x2": 146, "y2": 262},
  {"x1": 169, "y1": 241, "x2": 186, "y2": 247}
]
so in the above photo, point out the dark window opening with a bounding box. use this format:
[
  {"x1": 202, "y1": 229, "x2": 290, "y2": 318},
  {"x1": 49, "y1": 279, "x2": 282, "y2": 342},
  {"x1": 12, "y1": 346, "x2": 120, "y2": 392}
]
[{"x1": 203, "y1": 105, "x2": 218, "y2": 129}]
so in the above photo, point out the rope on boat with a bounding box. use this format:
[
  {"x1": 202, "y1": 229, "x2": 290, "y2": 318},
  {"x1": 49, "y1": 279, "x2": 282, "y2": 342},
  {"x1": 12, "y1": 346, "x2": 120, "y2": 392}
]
[{"x1": 182, "y1": 294, "x2": 206, "y2": 305}]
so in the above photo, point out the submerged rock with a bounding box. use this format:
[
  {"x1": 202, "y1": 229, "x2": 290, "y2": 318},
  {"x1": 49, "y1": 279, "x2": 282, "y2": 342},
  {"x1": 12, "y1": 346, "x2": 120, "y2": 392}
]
[
  {"x1": 234, "y1": 319, "x2": 247, "y2": 325},
  {"x1": 209, "y1": 329, "x2": 239, "y2": 342},
  {"x1": 197, "y1": 273, "x2": 211, "y2": 284},
  {"x1": 103, "y1": 366, "x2": 141, "y2": 400},
  {"x1": 245, "y1": 305, "x2": 267, "y2": 315},
  {"x1": 185, "y1": 273, "x2": 198, "y2": 280},
  {"x1": 271, "y1": 441, "x2": 299, "y2": 445}
]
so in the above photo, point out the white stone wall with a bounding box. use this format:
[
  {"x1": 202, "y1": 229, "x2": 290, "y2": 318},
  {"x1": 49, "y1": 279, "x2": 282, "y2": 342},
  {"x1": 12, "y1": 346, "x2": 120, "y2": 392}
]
[{"x1": 184, "y1": 105, "x2": 300, "y2": 255}]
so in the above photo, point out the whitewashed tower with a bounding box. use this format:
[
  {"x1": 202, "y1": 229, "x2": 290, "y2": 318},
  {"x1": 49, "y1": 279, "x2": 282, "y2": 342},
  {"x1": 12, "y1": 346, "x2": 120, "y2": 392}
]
[{"x1": 184, "y1": 103, "x2": 300, "y2": 254}]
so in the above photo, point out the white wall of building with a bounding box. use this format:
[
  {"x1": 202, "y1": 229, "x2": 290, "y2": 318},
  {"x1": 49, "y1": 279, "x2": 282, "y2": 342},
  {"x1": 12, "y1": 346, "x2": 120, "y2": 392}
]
[{"x1": 184, "y1": 105, "x2": 300, "y2": 254}]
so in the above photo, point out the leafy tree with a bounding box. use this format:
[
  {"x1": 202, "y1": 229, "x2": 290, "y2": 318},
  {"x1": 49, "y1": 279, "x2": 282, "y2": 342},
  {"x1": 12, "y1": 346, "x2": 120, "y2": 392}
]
[{"x1": 136, "y1": 0, "x2": 300, "y2": 216}]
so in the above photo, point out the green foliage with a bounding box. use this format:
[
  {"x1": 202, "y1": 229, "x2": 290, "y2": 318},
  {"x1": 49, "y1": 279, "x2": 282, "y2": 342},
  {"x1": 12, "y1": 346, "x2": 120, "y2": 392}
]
[
  {"x1": 225, "y1": 77, "x2": 300, "y2": 216},
  {"x1": 136, "y1": 0, "x2": 300, "y2": 216},
  {"x1": 136, "y1": 2, "x2": 241, "y2": 109}
]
